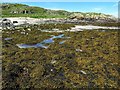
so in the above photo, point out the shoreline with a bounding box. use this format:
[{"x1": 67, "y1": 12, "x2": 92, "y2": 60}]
[{"x1": 0, "y1": 17, "x2": 119, "y2": 30}]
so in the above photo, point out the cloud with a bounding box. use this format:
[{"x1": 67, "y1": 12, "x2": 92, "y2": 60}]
[
  {"x1": 93, "y1": 8, "x2": 102, "y2": 11},
  {"x1": 108, "y1": 12, "x2": 118, "y2": 17},
  {"x1": 113, "y1": 3, "x2": 118, "y2": 7},
  {"x1": 47, "y1": 8, "x2": 63, "y2": 10},
  {"x1": 112, "y1": 12, "x2": 118, "y2": 18},
  {"x1": 46, "y1": 7, "x2": 72, "y2": 12}
]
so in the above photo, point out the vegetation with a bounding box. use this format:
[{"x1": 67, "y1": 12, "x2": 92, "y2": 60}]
[
  {"x1": 1, "y1": 3, "x2": 115, "y2": 20},
  {"x1": 2, "y1": 24, "x2": 119, "y2": 89},
  {"x1": 0, "y1": 31, "x2": 2, "y2": 89},
  {"x1": 1, "y1": 3, "x2": 70, "y2": 18},
  {"x1": 36, "y1": 24, "x2": 75, "y2": 30}
]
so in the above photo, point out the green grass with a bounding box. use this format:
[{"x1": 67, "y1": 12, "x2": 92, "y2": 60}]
[
  {"x1": 2, "y1": 14, "x2": 67, "y2": 18},
  {"x1": 1, "y1": 3, "x2": 69, "y2": 18}
]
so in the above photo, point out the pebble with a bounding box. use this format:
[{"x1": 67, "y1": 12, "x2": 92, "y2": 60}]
[
  {"x1": 76, "y1": 49, "x2": 83, "y2": 52},
  {"x1": 80, "y1": 70, "x2": 87, "y2": 75},
  {"x1": 51, "y1": 69, "x2": 53, "y2": 72},
  {"x1": 28, "y1": 28, "x2": 31, "y2": 31},
  {"x1": 21, "y1": 32, "x2": 26, "y2": 34},
  {"x1": 51, "y1": 60, "x2": 57, "y2": 64}
]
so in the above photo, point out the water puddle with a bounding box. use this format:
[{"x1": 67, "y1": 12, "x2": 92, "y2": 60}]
[
  {"x1": 17, "y1": 34, "x2": 70, "y2": 49},
  {"x1": 41, "y1": 38, "x2": 54, "y2": 44},
  {"x1": 59, "y1": 40, "x2": 66, "y2": 44},
  {"x1": 16, "y1": 43, "x2": 48, "y2": 49},
  {"x1": 52, "y1": 34, "x2": 64, "y2": 39},
  {"x1": 4, "y1": 38, "x2": 12, "y2": 41}
]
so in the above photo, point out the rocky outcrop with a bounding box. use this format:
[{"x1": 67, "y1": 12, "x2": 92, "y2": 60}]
[
  {"x1": 0, "y1": 19, "x2": 14, "y2": 29},
  {"x1": 69, "y1": 13, "x2": 116, "y2": 22}
]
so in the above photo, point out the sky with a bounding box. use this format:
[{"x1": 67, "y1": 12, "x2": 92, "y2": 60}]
[
  {"x1": 1, "y1": 0, "x2": 119, "y2": 2},
  {"x1": 18, "y1": 2, "x2": 118, "y2": 17}
]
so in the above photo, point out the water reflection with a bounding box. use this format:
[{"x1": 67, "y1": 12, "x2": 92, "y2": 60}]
[
  {"x1": 17, "y1": 34, "x2": 69, "y2": 49},
  {"x1": 41, "y1": 38, "x2": 54, "y2": 44},
  {"x1": 16, "y1": 43, "x2": 48, "y2": 49},
  {"x1": 59, "y1": 40, "x2": 66, "y2": 44},
  {"x1": 4, "y1": 38, "x2": 12, "y2": 41},
  {"x1": 52, "y1": 34, "x2": 64, "y2": 39}
]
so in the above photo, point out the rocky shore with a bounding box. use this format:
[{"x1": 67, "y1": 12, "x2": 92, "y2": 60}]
[{"x1": 0, "y1": 17, "x2": 118, "y2": 30}]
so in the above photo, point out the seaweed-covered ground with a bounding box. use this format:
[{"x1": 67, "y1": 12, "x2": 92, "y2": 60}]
[
  {"x1": 2, "y1": 24, "x2": 119, "y2": 89},
  {"x1": 0, "y1": 31, "x2": 2, "y2": 89}
]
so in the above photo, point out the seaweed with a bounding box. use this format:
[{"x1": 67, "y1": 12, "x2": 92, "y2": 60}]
[{"x1": 2, "y1": 24, "x2": 119, "y2": 89}]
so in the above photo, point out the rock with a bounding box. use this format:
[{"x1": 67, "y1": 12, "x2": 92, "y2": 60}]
[
  {"x1": 76, "y1": 49, "x2": 83, "y2": 52},
  {"x1": 51, "y1": 60, "x2": 57, "y2": 64},
  {"x1": 80, "y1": 70, "x2": 87, "y2": 75}
]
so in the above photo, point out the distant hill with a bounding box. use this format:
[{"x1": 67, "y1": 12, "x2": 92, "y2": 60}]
[
  {"x1": 1, "y1": 3, "x2": 116, "y2": 21},
  {"x1": 1, "y1": 3, "x2": 71, "y2": 18}
]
